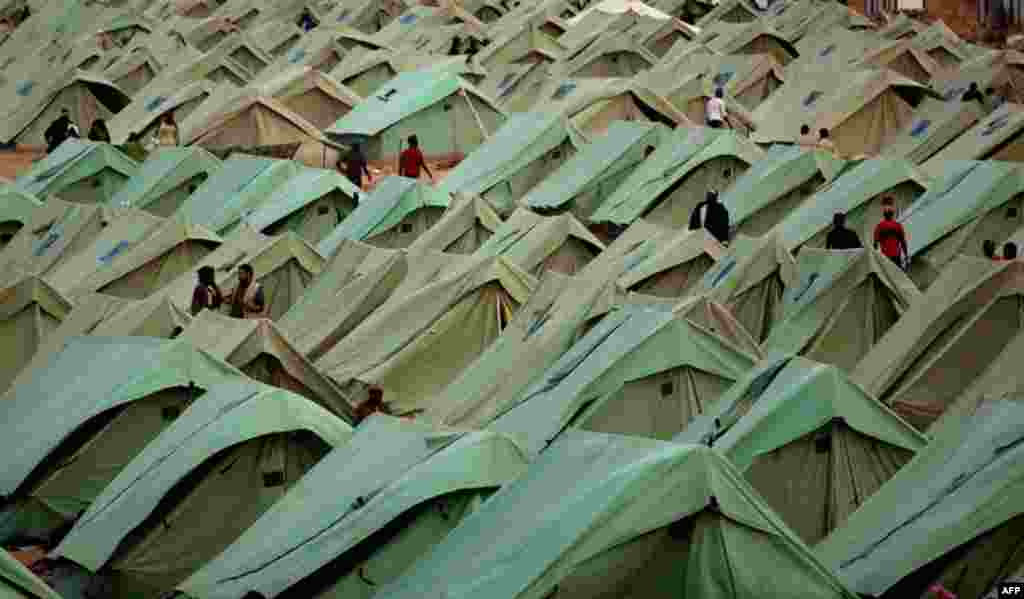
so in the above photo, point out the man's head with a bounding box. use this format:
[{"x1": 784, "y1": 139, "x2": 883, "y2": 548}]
[
  {"x1": 644, "y1": 145, "x2": 655, "y2": 158},
  {"x1": 408, "y1": 135, "x2": 419, "y2": 147},
  {"x1": 706, "y1": 190, "x2": 718, "y2": 203},
  {"x1": 833, "y1": 212, "x2": 846, "y2": 227},
  {"x1": 198, "y1": 265, "x2": 215, "y2": 285},
  {"x1": 1004, "y1": 242, "x2": 1018, "y2": 260},
  {"x1": 819, "y1": 128, "x2": 829, "y2": 139},
  {"x1": 238, "y1": 263, "x2": 254, "y2": 284},
  {"x1": 800, "y1": 124, "x2": 810, "y2": 135},
  {"x1": 61, "y1": 108, "x2": 69, "y2": 116},
  {"x1": 969, "y1": 82, "x2": 979, "y2": 91},
  {"x1": 714, "y1": 87, "x2": 724, "y2": 99}
]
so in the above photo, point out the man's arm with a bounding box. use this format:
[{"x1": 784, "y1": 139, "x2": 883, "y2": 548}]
[
  {"x1": 248, "y1": 285, "x2": 266, "y2": 312},
  {"x1": 421, "y1": 155, "x2": 433, "y2": 179}
]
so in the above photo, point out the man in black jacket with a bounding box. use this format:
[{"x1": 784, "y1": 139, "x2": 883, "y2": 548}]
[
  {"x1": 44, "y1": 108, "x2": 73, "y2": 153},
  {"x1": 689, "y1": 190, "x2": 730, "y2": 244},
  {"x1": 825, "y1": 212, "x2": 862, "y2": 249}
]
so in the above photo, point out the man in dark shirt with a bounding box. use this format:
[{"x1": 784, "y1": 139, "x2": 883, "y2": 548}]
[
  {"x1": 44, "y1": 109, "x2": 73, "y2": 153},
  {"x1": 826, "y1": 212, "x2": 862, "y2": 249},
  {"x1": 962, "y1": 82, "x2": 985, "y2": 105},
  {"x1": 689, "y1": 190, "x2": 730, "y2": 244},
  {"x1": 340, "y1": 144, "x2": 371, "y2": 188}
]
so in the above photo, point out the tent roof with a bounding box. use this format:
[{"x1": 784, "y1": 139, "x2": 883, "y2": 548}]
[
  {"x1": 0, "y1": 185, "x2": 43, "y2": 226},
  {"x1": 244, "y1": 166, "x2": 361, "y2": 232},
  {"x1": 181, "y1": 91, "x2": 329, "y2": 147},
  {"x1": 325, "y1": 70, "x2": 504, "y2": 139},
  {"x1": 675, "y1": 354, "x2": 927, "y2": 469},
  {"x1": 522, "y1": 75, "x2": 691, "y2": 127},
  {"x1": 880, "y1": 97, "x2": 985, "y2": 165},
  {"x1": 14, "y1": 140, "x2": 139, "y2": 198},
  {"x1": 616, "y1": 227, "x2": 727, "y2": 290},
  {"x1": 375, "y1": 430, "x2": 861, "y2": 599},
  {"x1": 316, "y1": 176, "x2": 451, "y2": 255},
  {"x1": 0, "y1": 336, "x2": 240, "y2": 496},
  {"x1": 692, "y1": 233, "x2": 799, "y2": 300},
  {"x1": 107, "y1": 79, "x2": 223, "y2": 143},
  {"x1": 816, "y1": 396, "x2": 1024, "y2": 596},
  {"x1": 0, "y1": 274, "x2": 72, "y2": 321},
  {"x1": 921, "y1": 103, "x2": 1024, "y2": 174},
  {"x1": 523, "y1": 120, "x2": 666, "y2": 210},
  {"x1": 565, "y1": 0, "x2": 672, "y2": 27},
  {"x1": 53, "y1": 377, "x2": 353, "y2": 572},
  {"x1": 179, "y1": 415, "x2": 526, "y2": 599},
  {"x1": 107, "y1": 146, "x2": 223, "y2": 210},
  {"x1": 590, "y1": 127, "x2": 765, "y2": 225},
  {"x1": 406, "y1": 193, "x2": 503, "y2": 253},
  {"x1": 251, "y1": 64, "x2": 363, "y2": 108},
  {"x1": 470, "y1": 208, "x2": 605, "y2": 272}
]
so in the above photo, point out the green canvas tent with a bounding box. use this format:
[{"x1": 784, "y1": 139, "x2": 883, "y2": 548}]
[
  {"x1": 0, "y1": 549, "x2": 60, "y2": 598},
  {"x1": 108, "y1": 147, "x2": 222, "y2": 217},
  {"x1": 179, "y1": 415, "x2": 526, "y2": 599},
  {"x1": 786, "y1": 28, "x2": 880, "y2": 82},
  {"x1": 855, "y1": 38, "x2": 943, "y2": 85},
  {"x1": 0, "y1": 337, "x2": 239, "y2": 546},
  {"x1": 250, "y1": 66, "x2": 363, "y2": 131},
  {"x1": 376, "y1": 430, "x2": 862, "y2": 599},
  {"x1": 559, "y1": 32, "x2": 660, "y2": 78},
  {"x1": 468, "y1": 208, "x2": 605, "y2": 276},
  {"x1": 179, "y1": 309, "x2": 354, "y2": 420},
  {"x1": 436, "y1": 112, "x2": 585, "y2": 215},
  {"x1": 761, "y1": 248, "x2": 919, "y2": 371},
  {"x1": 243, "y1": 166, "x2": 360, "y2": 246},
  {"x1": 816, "y1": 396, "x2": 1024, "y2": 599},
  {"x1": 615, "y1": 227, "x2": 727, "y2": 299},
  {"x1": 931, "y1": 50, "x2": 1024, "y2": 109},
  {"x1": 853, "y1": 256, "x2": 1024, "y2": 430},
  {"x1": 644, "y1": 50, "x2": 787, "y2": 112},
  {"x1": 325, "y1": 70, "x2": 506, "y2": 162},
  {"x1": 702, "y1": 20, "x2": 799, "y2": 66},
  {"x1": 317, "y1": 256, "x2": 536, "y2": 414},
  {"x1": 880, "y1": 97, "x2": 985, "y2": 165},
  {"x1": 0, "y1": 275, "x2": 71, "y2": 393},
  {"x1": 590, "y1": 127, "x2": 764, "y2": 228},
  {"x1": 260, "y1": 25, "x2": 389, "y2": 80},
  {"x1": 329, "y1": 50, "x2": 486, "y2": 99},
  {"x1": 50, "y1": 378, "x2": 352, "y2": 598},
  {"x1": 0, "y1": 187, "x2": 43, "y2": 249},
  {"x1": 14, "y1": 140, "x2": 138, "y2": 205},
  {"x1": 686, "y1": 233, "x2": 798, "y2": 343},
  {"x1": 173, "y1": 154, "x2": 301, "y2": 235},
  {"x1": 316, "y1": 176, "x2": 450, "y2": 255},
  {"x1": 490, "y1": 298, "x2": 760, "y2": 455},
  {"x1": 523, "y1": 120, "x2": 667, "y2": 220},
  {"x1": 773, "y1": 158, "x2": 930, "y2": 252},
  {"x1": 474, "y1": 18, "x2": 565, "y2": 69},
  {"x1": 102, "y1": 46, "x2": 164, "y2": 96},
  {"x1": 900, "y1": 160, "x2": 1024, "y2": 288},
  {"x1": 406, "y1": 194, "x2": 502, "y2": 254},
  {"x1": 674, "y1": 355, "x2": 927, "y2": 546},
  {"x1": 107, "y1": 79, "x2": 222, "y2": 144},
  {"x1": 921, "y1": 103, "x2": 1024, "y2": 173},
  {"x1": 721, "y1": 144, "x2": 845, "y2": 238}
]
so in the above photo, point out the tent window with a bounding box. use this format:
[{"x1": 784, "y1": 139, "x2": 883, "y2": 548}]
[
  {"x1": 400, "y1": 223, "x2": 413, "y2": 233},
  {"x1": 1008, "y1": 207, "x2": 1019, "y2": 219},
  {"x1": 262, "y1": 471, "x2": 285, "y2": 487},
  {"x1": 661, "y1": 381, "x2": 674, "y2": 397},
  {"x1": 398, "y1": 13, "x2": 417, "y2": 24},
  {"x1": 162, "y1": 406, "x2": 181, "y2": 421},
  {"x1": 910, "y1": 119, "x2": 931, "y2": 137},
  {"x1": 982, "y1": 114, "x2": 1010, "y2": 136},
  {"x1": 318, "y1": 204, "x2": 330, "y2": 215},
  {"x1": 145, "y1": 96, "x2": 166, "y2": 111},
  {"x1": 0, "y1": 233, "x2": 11, "y2": 244},
  {"x1": 552, "y1": 82, "x2": 577, "y2": 100},
  {"x1": 15, "y1": 81, "x2": 34, "y2": 96},
  {"x1": 803, "y1": 91, "x2": 822, "y2": 107}
]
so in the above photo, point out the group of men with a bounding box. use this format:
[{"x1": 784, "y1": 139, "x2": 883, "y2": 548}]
[{"x1": 338, "y1": 135, "x2": 433, "y2": 190}]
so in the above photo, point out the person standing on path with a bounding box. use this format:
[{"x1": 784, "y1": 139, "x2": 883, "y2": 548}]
[
  {"x1": 227, "y1": 263, "x2": 266, "y2": 318},
  {"x1": 689, "y1": 190, "x2": 730, "y2": 244},
  {"x1": 398, "y1": 135, "x2": 433, "y2": 181},
  {"x1": 873, "y1": 201, "x2": 908, "y2": 269},
  {"x1": 44, "y1": 109, "x2": 74, "y2": 153},
  {"x1": 340, "y1": 143, "x2": 371, "y2": 188},
  {"x1": 826, "y1": 212, "x2": 862, "y2": 249},
  {"x1": 705, "y1": 88, "x2": 727, "y2": 129}
]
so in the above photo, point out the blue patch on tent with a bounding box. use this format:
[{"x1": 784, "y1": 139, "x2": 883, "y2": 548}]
[
  {"x1": 792, "y1": 272, "x2": 819, "y2": 303},
  {"x1": 708, "y1": 258, "x2": 737, "y2": 288},
  {"x1": 398, "y1": 13, "x2": 417, "y2": 24},
  {"x1": 942, "y1": 85, "x2": 966, "y2": 101},
  {"x1": 32, "y1": 230, "x2": 60, "y2": 256},
  {"x1": 288, "y1": 48, "x2": 307, "y2": 64},
  {"x1": 773, "y1": 2, "x2": 789, "y2": 15},
  {"x1": 982, "y1": 114, "x2": 1011, "y2": 136},
  {"x1": 910, "y1": 119, "x2": 931, "y2": 137},
  {"x1": 98, "y1": 240, "x2": 131, "y2": 264},
  {"x1": 819, "y1": 44, "x2": 836, "y2": 58},
  {"x1": 145, "y1": 96, "x2": 166, "y2": 111},
  {"x1": 552, "y1": 81, "x2": 577, "y2": 100},
  {"x1": 15, "y1": 81, "x2": 34, "y2": 96},
  {"x1": 713, "y1": 71, "x2": 734, "y2": 87},
  {"x1": 802, "y1": 91, "x2": 822, "y2": 107},
  {"x1": 335, "y1": 8, "x2": 350, "y2": 21}
]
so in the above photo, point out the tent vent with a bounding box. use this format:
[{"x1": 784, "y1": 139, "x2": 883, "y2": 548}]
[
  {"x1": 803, "y1": 91, "x2": 822, "y2": 108},
  {"x1": 170, "y1": 326, "x2": 184, "y2": 338},
  {"x1": 317, "y1": 204, "x2": 331, "y2": 215},
  {"x1": 92, "y1": 178, "x2": 103, "y2": 188},
  {"x1": 263, "y1": 471, "x2": 285, "y2": 487},
  {"x1": 336, "y1": 9, "x2": 350, "y2": 21},
  {"x1": 668, "y1": 517, "x2": 694, "y2": 539},
  {"x1": 552, "y1": 82, "x2": 577, "y2": 100},
  {"x1": 982, "y1": 114, "x2": 1010, "y2": 136},
  {"x1": 162, "y1": 406, "x2": 181, "y2": 421},
  {"x1": 910, "y1": 119, "x2": 931, "y2": 138},
  {"x1": 15, "y1": 81, "x2": 34, "y2": 96},
  {"x1": 713, "y1": 71, "x2": 734, "y2": 87},
  {"x1": 398, "y1": 13, "x2": 417, "y2": 24},
  {"x1": 400, "y1": 223, "x2": 413, "y2": 233},
  {"x1": 0, "y1": 234, "x2": 12, "y2": 244},
  {"x1": 661, "y1": 381, "x2": 674, "y2": 397}
]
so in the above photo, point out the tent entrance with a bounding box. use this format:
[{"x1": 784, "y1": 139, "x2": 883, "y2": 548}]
[
  {"x1": 0, "y1": 303, "x2": 62, "y2": 391},
  {"x1": 643, "y1": 157, "x2": 749, "y2": 230},
  {"x1": 737, "y1": 173, "x2": 824, "y2": 238},
  {"x1": 728, "y1": 271, "x2": 786, "y2": 344},
  {"x1": 256, "y1": 258, "x2": 318, "y2": 320},
  {"x1": 240, "y1": 353, "x2": 320, "y2": 404},
  {"x1": 444, "y1": 221, "x2": 494, "y2": 254},
  {"x1": 536, "y1": 237, "x2": 600, "y2": 276},
  {"x1": 628, "y1": 253, "x2": 716, "y2": 299}
]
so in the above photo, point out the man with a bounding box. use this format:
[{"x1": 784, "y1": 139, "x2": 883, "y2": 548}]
[
  {"x1": 826, "y1": 212, "x2": 862, "y2": 249},
  {"x1": 797, "y1": 124, "x2": 816, "y2": 146},
  {"x1": 398, "y1": 135, "x2": 433, "y2": 180},
  {"x1": 340, "y1": 143, "x2": 371, "y2": 188},
  {"x1": 873, "y1": 201, "x2": 908, "y2": 269},
  {"x1": 689, "y1": 190, "x2": 730, "y2": 244},
  {"x1": 817, "y1": 128, "x2": 836, "y2": 152},
  {"x1": 705, "y1": 88, "x2": 727, "y2": 129},
  {"x1": 962, "y1": 82, "x2": 985, "y2": 105},
  {"x1": 228, "y1": 263, "x2": 265, "y2": 318},
  {"x1": 44, "y1": 108, "x2": 73, "y2": 153},
  {"x1": 1000, "y1": 241, "x2": 1018, "y2": 261}
]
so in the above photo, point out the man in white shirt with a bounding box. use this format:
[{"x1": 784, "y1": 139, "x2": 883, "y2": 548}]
[{"x1": 706, "y1": 88, "x2": 727, "y2": 129}]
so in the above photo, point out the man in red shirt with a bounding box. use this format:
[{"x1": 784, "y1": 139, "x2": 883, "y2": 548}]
[
  {"x1": 398, "y1": 135, "x2": 433, "y2": 180},
  {"x1": 874, "y1": 200, "x2": 908, "y2": 269}
]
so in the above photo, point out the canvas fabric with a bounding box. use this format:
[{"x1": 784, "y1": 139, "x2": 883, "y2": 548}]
[
  {"x1": 407, "y1": 194, "x2": 502, "y2": 255},
  {"x1": 470, "y1": 208, "x2": 605, "y2": 276}
]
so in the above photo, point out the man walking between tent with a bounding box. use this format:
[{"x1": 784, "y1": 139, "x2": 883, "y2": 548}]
[
  {"x1": 227, "y1": 263, "x2": 266, "y2": 319},
  {"x1": 44, "y1": 108, "x2": 75, "y2": 154},
  {"x1": 689, "y1": 190, "x2": 730, "y2": 244},
  {"x1": 705, "y1": 88, "x2": 727, "y2": 129},
  {"x1": 340, "y1": 143, "x2": 371, "y2": 189},
  {"x1": 874, "y1": 198, "x2": 908, "y2": 269},
  {"x1": 399, "y1": 135, "x2": 434, "y2": 181},
  {"x1": 826, "y1": 212, "x2": 861, "y2": 249}
]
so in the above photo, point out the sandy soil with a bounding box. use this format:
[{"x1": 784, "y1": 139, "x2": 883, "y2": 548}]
[{"x1": 0, "y1": 146, "x2": 45, "y2": 181}]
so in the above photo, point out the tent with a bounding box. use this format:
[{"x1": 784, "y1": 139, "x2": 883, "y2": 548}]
[
  {"x1": 179, "y1": 310, "x2": 354, "y2": 419},
  {"x1": 322, "y1": 0, "x2": 408, "y2": 36},
  {"x1": 559, "y1": 33, "x2": 660, "y2": 78},
  {"x1": 107, "y1": 147, "x2": 222, "y2": 217},
  {"x1": 616, "y1": 227, "x2": 726, "y2": 298},
  {"x1": 686, "y1": 233, "x2": 798, "y2": 343},
  {"x1": 921, "y1": 103, "x2": 1024, "y2": 171},
  {"x1": 251, "y1": 66, "x2": 363, "y2": 130},
  {"x1": 703, "y1": 21, "x2": 799, "y2": 66},
  {"x1": 50, "y1": 378, "x2": 353, "y2": 598},
  {"x1": 179, "y1": 415, "x2": 527, "y2": 599},
  {"x1": 14, "y1": 140, "x2": 138, "y2": 205},
  {"x1": 855, "y1": 38, "x2": 943, "y2": 85},
  {"x1": 0, "y1": 276, "x2": 71, "y2": 392},
  {"x1": 2, "y1": 73, "x2": 129, "y2": 147},
  {"x1": 900, "y1": 160, "x2": 1024, "y2": 288},
  {"x1": 675, "y1": 355, "x2": 927, "y2": 546},
  {"x1": 436, "y1": 112, "x2": 585, "y2": 215},
  {"x1": 523, "y1": 120, "x2": 668, "y2": 220},
  {"x1": 786, "y1": 27, "x2": 880, "y2": 79},
  {"x1": 0, "y1": 337, "x2": 239, "y2": 547},
  {"x1": 316, "y1": 256, "x2": 536, "y2": 414},
  {"x1": 880, "y1": 97, "x2": 985, "y2": 165},
  {"x1": 590, "y1": 127, "x2": 764, "y2": 229},
  {"x1": 243, "y1": 166, "x2": 360, "y2": 246},
  {"x1": 721, "y1": 144, "x2": 846, "y2": 238},
  {"x1": 0, "y1": 187, "x2": 42, "y2": 249},
  {"x1": 0, "y1": 548, "x2": 61, "y2": 598},
  {"x1": 102, "y1": 47, "x2": 164, "y2": 96},
  {"x1": 637, "y1": 67, "x2": 760, "y2": 133},
  {"x1": 474, "y1": 19, "x2": 565, "y2": 69},
  {"x1": 59, "y1": 221, "x2": 223, "y2": 301},
  {"x1": 376, "y1": 430, "x2": 862, "y2": 599},
  {"x1": 931, "y1": 50, "x2": 1024, "y2": 108},
  {"x1": 325, "y1": 71, "x2": 506, "y2": 162},
  {"x1": 262, "y1": 24, "x2": 390, "y2": 74},
  {"x1": 560, "y1": 0, "x2": 678, "y2": 49},
  {"x1": 406, "y1": 194, "x2": 503, "y2": 254},
  {"x1": 853, "y1": 256, "x2": 1024, "y2": 430},
  {"x1": 329, "y1": 50, "x2": 487, "y2": 98},
  {"x1": 490, "y1": 298, "x2": 760, "y2": 455},
  {"x1": 316, "y1": 176, "x2": 450, "y2": 254},
  {"x1": 173, "y1": 155, "x2": 301, "y2": 235},
  {"x1": 107, "y1": 79, "x2": 222, "y2": 144},
  {"x1": 762, "y1": 248, "x2": 920, "y2": 371},
  {"x1": 645, "y1": 51, "x2": 787, "y2": 111},
  {"x1": 816, "y1": 396, "x2": 1024, "y2": 599},
  {"x1": 773, "y1": 158, "x2": 930, "y2": 252},
  {"x1": 468, "y1": 208, "x2": 605, "y2": 276},
  {"x1": 751, "y1": 68, "x2": 937, "y2": 157}
]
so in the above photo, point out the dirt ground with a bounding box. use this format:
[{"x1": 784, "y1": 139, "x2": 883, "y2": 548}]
[{"x1": 0, "y1": 146, "x2": 45, "y2": 181}]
